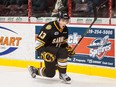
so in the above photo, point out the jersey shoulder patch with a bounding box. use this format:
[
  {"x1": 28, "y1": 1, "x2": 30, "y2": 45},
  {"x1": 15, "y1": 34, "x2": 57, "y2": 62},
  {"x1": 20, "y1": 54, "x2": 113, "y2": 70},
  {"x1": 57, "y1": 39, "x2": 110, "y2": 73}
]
[{"x1": 46, "y1": 24, "x2": 52, "y2": 30}]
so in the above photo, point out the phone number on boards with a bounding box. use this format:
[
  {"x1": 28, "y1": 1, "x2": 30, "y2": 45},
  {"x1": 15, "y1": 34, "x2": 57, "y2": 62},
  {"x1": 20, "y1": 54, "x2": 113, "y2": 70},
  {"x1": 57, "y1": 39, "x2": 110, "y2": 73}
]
[{"x1": 88, "y1": 29, "x2": 113, "y2": 35}]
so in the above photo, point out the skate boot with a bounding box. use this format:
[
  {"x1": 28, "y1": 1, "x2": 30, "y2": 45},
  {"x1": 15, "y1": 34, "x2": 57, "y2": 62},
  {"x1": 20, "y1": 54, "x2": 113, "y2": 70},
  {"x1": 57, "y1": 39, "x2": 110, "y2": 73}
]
[
  {"x1": 59, "y1": 73, "x2": 71, "y2": 84},
  {"x1": 28, "y1": 66, "x2": 38, "y2": 78}
]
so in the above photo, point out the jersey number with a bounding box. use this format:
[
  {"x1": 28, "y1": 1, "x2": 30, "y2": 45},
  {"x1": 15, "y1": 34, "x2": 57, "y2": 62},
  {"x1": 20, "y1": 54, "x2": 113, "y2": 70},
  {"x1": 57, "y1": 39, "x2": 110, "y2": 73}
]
[{"x1": 39, "y1": 31, "x2": 46, "y2": 39}]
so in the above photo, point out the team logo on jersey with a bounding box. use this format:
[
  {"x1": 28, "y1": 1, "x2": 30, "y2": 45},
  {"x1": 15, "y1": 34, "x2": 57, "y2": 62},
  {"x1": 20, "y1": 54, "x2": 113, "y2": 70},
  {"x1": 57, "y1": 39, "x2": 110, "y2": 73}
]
[
  {"x1": 46, "y1": 24, "x2": 52, "y2": 30},
  {"x1": 52, "y1": 37, "x2": 64, "y2": 44},
  {"x1": 87, "y1": 35, "x2": 111, "y2": 60},
  {"x1": 54, "y1": 31, "x2": 59, "y2": 35}
]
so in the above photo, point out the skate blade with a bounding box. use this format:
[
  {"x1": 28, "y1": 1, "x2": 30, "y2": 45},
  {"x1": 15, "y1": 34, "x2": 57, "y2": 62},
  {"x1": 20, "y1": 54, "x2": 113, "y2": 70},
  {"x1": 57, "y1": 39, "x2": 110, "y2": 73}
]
[
  {"x1": 60, "y1": 78, "x2": 71, "y2": 84},
  {"x1": 63, "y1": 80, "x2": 71, "y2": 84}
]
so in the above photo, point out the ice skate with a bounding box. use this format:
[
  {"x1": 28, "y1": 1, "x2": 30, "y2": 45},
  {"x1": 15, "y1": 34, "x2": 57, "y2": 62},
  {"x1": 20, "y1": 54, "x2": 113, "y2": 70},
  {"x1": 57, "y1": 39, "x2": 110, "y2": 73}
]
[
  {"x1": 59, "y1": 73, "x2": 71, "y2": 84},
  {"x1": 28, "y1": 66, "x2": 37, "y2": 78}
]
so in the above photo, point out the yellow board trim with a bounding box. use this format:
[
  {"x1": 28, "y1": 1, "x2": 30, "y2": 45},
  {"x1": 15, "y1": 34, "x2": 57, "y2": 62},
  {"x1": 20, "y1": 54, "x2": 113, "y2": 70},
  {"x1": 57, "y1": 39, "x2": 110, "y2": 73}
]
[
  {"x1": 67, "y1": 64, "x2": 116, "y2": 79},
  {"x1": 0, "y1": 58, "x2": 41, "y2": 68},
  {"x1": 0, "y1": 58, "x2": 116, "y2": 79}
]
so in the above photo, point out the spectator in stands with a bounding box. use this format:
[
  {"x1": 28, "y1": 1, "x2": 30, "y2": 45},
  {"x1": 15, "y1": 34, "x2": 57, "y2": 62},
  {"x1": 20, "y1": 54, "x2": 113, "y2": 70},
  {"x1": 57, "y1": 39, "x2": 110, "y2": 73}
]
[
  {"x1": 51, "y1": 0, "x2": 75, "y2": 17},
  {"x1": 17, "y1": 0, "x2": 28, "y2": 16},
  {"x1": 86, "y1": 0, "x2": 93, "y2": 16},
  {"x1": 0, "y1": 0, "x2": 4, "y2": 16},
  {"x1": 86, "y1": 0, "x2": 108, "y2": 17},
  {"x1": 17, "y1": 0, "x2": 23, "y2": 7},
  {"x1": 0, "y1": 0, "x2": 4, "y2": 5},
  {"x1": 22, "y1": 0, "x2": 28, "y2": 4},
  {"x1": 112, "y1": 0, "x2": 116, "y2": 17},
  {"x1": 32, "y1": 0, "x2": 48, "y2": 17},
  {"x1": 73, "y1": 0, "x2": 81, "y2": 4},
  {"x1": 72, "y1": 0, "x2": 88, "y2": 17},
  {"x1": 2, "y1": 0, "x2": 10, "y2": 7},
  {"x1": 10, "y1": 0, "x2": 17, "y2": 5},
  {"x1": 51, "y1": 0, "x2": 63, "y2": 17},
  {"x1": 61, "y1": 0, "x2": 75, "y2": 13},
  {"x1": 32, "y1": 0, "x2": 48, "y2": 11}
]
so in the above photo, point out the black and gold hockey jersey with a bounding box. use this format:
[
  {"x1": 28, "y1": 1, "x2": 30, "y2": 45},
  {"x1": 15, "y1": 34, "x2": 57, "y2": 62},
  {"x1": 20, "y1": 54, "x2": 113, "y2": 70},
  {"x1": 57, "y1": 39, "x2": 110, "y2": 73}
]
[{"x1": 36, "y1": 20, "x2": 68, "y2": 51}]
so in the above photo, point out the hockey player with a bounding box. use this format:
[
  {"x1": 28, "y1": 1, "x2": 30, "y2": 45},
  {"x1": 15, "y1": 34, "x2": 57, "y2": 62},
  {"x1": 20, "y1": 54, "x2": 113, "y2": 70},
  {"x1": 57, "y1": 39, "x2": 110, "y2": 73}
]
[{"x1": 28, "y1": 12, "x2": 75, "y2": 84}]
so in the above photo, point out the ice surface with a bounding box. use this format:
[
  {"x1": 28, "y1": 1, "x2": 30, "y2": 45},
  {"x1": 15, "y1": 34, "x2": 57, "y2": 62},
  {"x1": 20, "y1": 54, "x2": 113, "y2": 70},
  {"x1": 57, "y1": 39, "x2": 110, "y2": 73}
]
[{"x1": 0, "y1": 66, "x2": 116, "y2": 87}]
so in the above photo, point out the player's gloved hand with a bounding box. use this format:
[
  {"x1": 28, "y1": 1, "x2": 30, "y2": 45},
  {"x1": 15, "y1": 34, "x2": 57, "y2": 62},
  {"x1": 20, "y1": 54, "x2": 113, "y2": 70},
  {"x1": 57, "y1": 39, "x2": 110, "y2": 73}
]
[
  {"x1": 66, "y1": 46, "x2": 75, "y2": 57},
  {"x1": 40, "y1": 52, "x2": 55, "y2": 62}
]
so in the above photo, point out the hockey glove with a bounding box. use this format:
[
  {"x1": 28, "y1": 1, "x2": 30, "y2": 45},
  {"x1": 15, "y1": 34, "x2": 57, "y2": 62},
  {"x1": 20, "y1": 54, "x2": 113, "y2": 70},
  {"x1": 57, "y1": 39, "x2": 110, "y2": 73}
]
[
  {"x1": 40, "y1": 52, "x2": 55, "y2": 62},
  {"x1": 66, "y1": 46, "x2": 75, "y2": 57}
]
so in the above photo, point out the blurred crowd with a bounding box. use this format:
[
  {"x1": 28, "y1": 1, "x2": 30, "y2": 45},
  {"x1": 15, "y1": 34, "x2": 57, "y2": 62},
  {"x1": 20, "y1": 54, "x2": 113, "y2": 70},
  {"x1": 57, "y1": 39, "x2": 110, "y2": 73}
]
[
  {"x1": 0, "y1": 0, "x2": 115, "y2": 17},
  {"x1": 0, "y1": 0, "x2": 28, "y2": 16}
]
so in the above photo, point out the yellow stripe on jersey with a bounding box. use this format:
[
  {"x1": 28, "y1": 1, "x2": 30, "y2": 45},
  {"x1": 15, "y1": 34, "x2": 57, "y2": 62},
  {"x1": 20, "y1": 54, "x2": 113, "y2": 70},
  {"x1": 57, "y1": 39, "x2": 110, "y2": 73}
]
[
  {"x1": 58, "y1": 59, "x2": 67, "y2": 63},
  {"x1": 54, "y1": 21, "x2": 63, "y2": 32},
  {"x1": 58, "y1": 59, "x2": 67, "y2": 68},
  {"x1": 36, "y1": 38, "x2": 45, "y2": 50},
  {"x1": 36, "y1": 38, "x2": 45, "y2": 44},
  {"x1": 36, "y1": 44, "x2": 44, "y2": 50},
  {"x1": 58, "y1": 64, "x2": 67, "y2": 68}
]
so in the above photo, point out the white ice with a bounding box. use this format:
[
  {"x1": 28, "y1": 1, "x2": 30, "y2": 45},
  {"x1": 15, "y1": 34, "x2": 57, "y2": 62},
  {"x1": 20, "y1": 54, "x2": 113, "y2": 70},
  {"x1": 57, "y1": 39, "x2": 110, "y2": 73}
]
[{"x1": 0, "y1": 66, "x2": 116, "y2": 87}]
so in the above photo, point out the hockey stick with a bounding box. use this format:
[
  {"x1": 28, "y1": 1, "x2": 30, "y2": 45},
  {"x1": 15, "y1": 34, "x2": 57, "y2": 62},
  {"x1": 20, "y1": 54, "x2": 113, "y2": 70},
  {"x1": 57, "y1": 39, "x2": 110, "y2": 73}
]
[{"x1": 72, "y1": 2, "x2": 97, "y2": 52}]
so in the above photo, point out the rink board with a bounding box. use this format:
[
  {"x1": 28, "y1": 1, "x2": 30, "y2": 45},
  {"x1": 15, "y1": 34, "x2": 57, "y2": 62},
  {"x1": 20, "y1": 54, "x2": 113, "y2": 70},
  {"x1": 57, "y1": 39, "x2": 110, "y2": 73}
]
[
  {"x1": 0, "y1": 23, "x2": 116, "y2": 78},
  {"x1": 35, "y1": 25, "x2": 115, "y2": 68}
]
